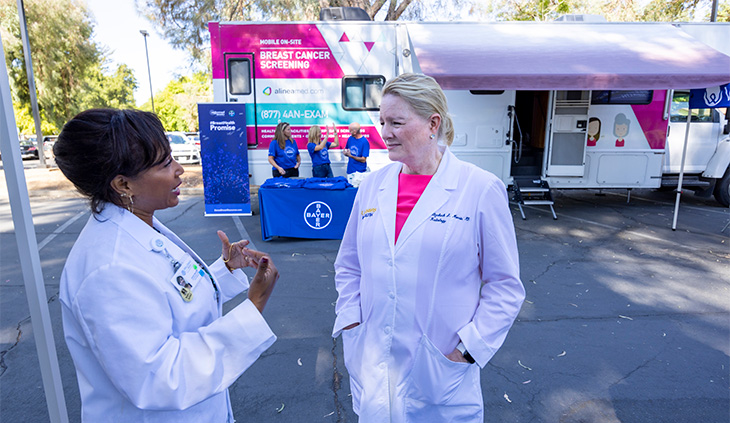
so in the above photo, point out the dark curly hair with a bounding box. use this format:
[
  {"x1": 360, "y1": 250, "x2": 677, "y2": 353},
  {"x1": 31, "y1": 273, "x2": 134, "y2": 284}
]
[{"x1": 53, "y1": 109, "x2": 171, "y2": 214}]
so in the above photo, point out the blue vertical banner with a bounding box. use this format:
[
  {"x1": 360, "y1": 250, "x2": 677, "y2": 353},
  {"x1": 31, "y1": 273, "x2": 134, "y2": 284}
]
[
  {"x1": 689, "y1": 83, "x2": 730, "y2": 109},
  {"x1": 198, "y1": 103, "x2": 251, "y2": 215}
]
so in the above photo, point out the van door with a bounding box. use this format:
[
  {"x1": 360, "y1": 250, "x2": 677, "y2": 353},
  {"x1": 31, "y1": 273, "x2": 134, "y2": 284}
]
[
  {"x1": 546, "y1": 90, "x2": 590, "y2": 177},
  {"x1": 665, "y1": 90, "x2": 723, "y2": 174},
  {"x1": 224, "y1": 53, "x2": 257, "y2": 146}
]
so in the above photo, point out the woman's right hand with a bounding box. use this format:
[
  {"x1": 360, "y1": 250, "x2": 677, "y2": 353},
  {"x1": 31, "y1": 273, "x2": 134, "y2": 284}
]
[
  {"x1": 243, "y1": 248, "x2": 279, "y2": 313},
  {"x1": 277, "y1": 167, "x2": 286, "y2": 175}
]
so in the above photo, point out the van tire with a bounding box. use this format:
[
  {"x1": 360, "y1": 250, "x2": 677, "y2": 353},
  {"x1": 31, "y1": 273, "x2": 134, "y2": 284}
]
[{"x1": 714, "y1": 167, "x2": 730, "y2": 207}]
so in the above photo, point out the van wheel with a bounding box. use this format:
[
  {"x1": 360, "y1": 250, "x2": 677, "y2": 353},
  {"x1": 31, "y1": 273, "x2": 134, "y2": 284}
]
[{"x1": 714, "y1": 167, "x2": 730, "y2": 207}]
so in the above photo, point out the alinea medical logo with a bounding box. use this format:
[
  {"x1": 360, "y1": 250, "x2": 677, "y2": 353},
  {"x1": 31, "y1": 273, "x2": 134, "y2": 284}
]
[{"x1": 263, "y1": 87, "x2": 272, "y2": 96}]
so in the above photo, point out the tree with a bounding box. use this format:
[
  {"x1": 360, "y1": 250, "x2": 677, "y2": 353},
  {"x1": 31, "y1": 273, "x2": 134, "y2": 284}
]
[
  {"x1": 135, "y1": 0, "x2": 420, "y2": 63},
  {"x1": 640, "y1": 0, "x2": 704, "y2": 21},
  {"x1": 0, "y1": 0, "x2": 137, "y2": 134},
  {"x1": 717, "y1": 1, "x2": 730, "y2": 21},
  {"x1": 78, "y1": 63, "x2": 138, "y2": 111},
  {"x1": 1, "y1": 0, "x2": 98, "y2": 131},
  {"x1": 494, "y1": 0, "x2": 579, "y2": 21},
  {"x1": 597, "y1": 0, "x2": 643, "y2": 21},
  {"x1": 141, "y1": 71, "x2": 212, "y2": 132}
]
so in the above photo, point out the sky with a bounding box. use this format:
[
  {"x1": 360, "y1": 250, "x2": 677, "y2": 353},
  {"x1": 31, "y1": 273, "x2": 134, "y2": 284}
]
[{"x1": 86, "y1": 0, "x2": 191, "y2": 106}]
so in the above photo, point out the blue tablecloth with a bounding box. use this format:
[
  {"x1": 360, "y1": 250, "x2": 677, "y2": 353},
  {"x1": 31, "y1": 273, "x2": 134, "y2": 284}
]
[{"x1": 258, "y1": 178, "x2": 357, "y2": 241}]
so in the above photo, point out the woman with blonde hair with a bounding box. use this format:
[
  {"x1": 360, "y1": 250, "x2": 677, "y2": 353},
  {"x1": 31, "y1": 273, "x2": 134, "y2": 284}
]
[
  {"x1": 332, "y1": 73, "x2": 525, "y2": 422},
  {"x1": 307, "y1": 123, "x2": 339, "y2": 178},
  {"x1": 268, "y1": 121, "x2": 300, "y2": 177}
]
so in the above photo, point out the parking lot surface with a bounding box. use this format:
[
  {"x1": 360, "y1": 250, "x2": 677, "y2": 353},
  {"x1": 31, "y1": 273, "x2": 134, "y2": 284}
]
[{"x1": 1, "y1": 175, "x2": 728, "y2": 422}]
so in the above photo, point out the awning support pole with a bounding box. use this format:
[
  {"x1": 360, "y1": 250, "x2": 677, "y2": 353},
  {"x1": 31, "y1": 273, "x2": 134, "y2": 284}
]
[
  {"x1": 0, "y1": 35, "x2": 69, "y2": 423},
  {"x1": 672, "y1": 111, "x2": 692, "y2": 231}
]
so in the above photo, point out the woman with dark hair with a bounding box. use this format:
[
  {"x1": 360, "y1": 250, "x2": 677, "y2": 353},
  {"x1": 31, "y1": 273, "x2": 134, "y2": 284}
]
[
  {"x1": 54, "y1": 108, "x2": 279, "y2": 422},
  {"x1": 267, "y1": 121, "x2": 300, "y2": 177}
]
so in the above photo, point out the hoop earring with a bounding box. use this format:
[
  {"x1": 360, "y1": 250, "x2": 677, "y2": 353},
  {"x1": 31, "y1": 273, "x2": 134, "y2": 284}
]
[{"x1": 120, "y1": 193, "x2": 134, "y2": 214}]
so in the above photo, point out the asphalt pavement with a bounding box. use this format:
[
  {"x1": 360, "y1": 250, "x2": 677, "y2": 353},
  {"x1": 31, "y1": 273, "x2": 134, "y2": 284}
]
[{"x1": 1, "y1": 177, "x2": 728, "y2": 422}]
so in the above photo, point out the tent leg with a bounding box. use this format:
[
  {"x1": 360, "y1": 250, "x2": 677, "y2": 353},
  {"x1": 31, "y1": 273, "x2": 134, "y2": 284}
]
[
  {"x1": 672, "y1": 112, "x2": 692, "y2": 231},
  {"x1": 0, "y1": 33, "x2": 69, "y2": 423}
]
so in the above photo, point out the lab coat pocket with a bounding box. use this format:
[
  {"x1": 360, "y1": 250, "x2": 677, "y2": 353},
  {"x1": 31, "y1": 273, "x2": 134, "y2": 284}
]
[
  {"x1": 404, "y1": 335, "x2": 482, "y2": 421},
  {"x1": 342, "y1": 323, "x2": 366, "y2": 415}
]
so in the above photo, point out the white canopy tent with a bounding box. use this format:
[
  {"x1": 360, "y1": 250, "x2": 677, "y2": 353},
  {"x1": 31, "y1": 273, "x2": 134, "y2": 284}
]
[
  {"x1": 0, "y1": 34, "x2": 68, "y2": 422},
  {"x1": 407, "y1": 22, "x2": 730, "y2": 90}
]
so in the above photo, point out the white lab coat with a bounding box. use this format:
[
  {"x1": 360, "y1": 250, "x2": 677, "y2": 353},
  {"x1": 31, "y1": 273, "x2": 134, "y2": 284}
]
[
  {"x1": 333, "y1": 148, "x2": 525, "y2": 422},
  {"x1": 60, "y1": 204, "x2": 276, "y2": 422}
]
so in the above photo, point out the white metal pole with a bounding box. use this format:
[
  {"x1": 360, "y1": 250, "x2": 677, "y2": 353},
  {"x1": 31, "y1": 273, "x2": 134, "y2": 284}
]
[
  {"x1": 671, "y1": 111, "x2": 692, "y2": 231},
  {"x1": 0, "y1": 34, "x2": 69, "y2": 423},
  {"x1": 17, "y1": 0, "x2": 46, "y2": 167}
]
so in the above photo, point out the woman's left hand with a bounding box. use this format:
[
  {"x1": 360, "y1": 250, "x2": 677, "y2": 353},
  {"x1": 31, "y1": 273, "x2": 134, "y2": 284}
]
[{"x1": 217, "y1": 230, "x2": 254, "y2": 270}]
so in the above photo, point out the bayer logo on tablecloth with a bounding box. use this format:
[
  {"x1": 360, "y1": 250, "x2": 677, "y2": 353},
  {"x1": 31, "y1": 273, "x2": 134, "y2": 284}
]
[{"x1": 304, "y1": 201, "x2": 332, "y2": 230}]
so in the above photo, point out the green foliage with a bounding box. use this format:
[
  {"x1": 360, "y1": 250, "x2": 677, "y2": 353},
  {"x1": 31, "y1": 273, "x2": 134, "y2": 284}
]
[
  {"x1": 1, "y1": 0, "x2": 98, "y2": 129},
  {"x1": 493, "y1": 0, "x2": 727, "y2": 22},
  {"x1": 136, "y1": 0, "x2": 418, "y2": 64},
  {"x1": 78, "y1": 63, "x2": 138, "y2": 111},
  {"x1": 719, "y1": 1, "x2": 730, "y2": 21},
  {"x1": 641, "y1": 0, "x2": 703, "y2": 21},
  {"x1": 13, "y1": 101, "x2": 58, "y2": 134},
  {"x1": 141, "y1": 71, "x2": 212, "y2": 132},
  {"x1": 496, "y1": 0, "x2": 578, "y2": 21},
  {"x1": 0, "y1": 0, "x2": 137, "y2": 135}
]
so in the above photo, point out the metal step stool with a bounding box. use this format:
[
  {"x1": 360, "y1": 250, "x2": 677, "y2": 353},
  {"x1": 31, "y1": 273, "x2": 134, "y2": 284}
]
[{"x1": 512, "y1": 177, "x2": 557, "y2": 220}]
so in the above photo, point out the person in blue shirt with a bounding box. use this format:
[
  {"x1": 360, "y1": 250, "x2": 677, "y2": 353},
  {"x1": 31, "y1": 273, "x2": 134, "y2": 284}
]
[
  {"x1": 268, "y1": 122, "x2": 300, "y2": 178},
  {"x1": 307, "y1": 123, "x2": 339, "y2": 178},
  {"x1": 343, "y1": 122, "x2": 369, "y2": 183}
]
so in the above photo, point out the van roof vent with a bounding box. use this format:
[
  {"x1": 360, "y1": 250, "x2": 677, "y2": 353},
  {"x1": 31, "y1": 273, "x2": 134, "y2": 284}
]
[
  {"x1": 320, "y1": 7, "x2": 371, "y2": 21},
  {"x1": 554, "y1": 14, "x2": 607, "y2": 22}
]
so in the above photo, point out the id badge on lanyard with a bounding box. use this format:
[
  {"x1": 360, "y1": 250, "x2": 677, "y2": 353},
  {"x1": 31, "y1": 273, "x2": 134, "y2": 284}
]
[{"x1": 151, "y1": 238, "x2": 219, "y2": 304}]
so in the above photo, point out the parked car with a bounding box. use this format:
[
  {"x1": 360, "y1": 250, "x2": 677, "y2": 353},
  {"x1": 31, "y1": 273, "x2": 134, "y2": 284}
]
[
  {"x1": 19, "y1": 139, "x2": 39, "y2": 160},
  {"x1": 185, "y1": 132, "x2": 200, "y2": 147},
  {"x1": 42, "y1": 135, "x2": 58, "y2": 159},
  {"x1": 166, "y1": 132, "x2": 200, "y2": 164}
]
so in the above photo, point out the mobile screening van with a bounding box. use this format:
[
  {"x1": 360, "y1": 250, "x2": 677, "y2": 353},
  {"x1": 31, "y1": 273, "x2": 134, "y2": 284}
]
[{"x1": 208, "y1": 19, "x2": 730, "y2": 207}]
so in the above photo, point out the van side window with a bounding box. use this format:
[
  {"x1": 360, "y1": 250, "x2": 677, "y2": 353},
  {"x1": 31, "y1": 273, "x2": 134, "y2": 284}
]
[
  {"x1": 228, "y1": 58, "x2": 252, "y2": 95},
  {"x1": 591, "y1": 90, "x2": 653, "y2": 105},
  {"x1": 670, "y1": 91, "x2": 719, "y2": 123},
  {"x1": 342, "y1": 76, "x2": 385, "y2": 111}
]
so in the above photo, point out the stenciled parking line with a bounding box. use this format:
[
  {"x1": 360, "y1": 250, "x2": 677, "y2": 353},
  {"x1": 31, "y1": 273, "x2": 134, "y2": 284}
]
[
  {"x1": 232, "y1": 216, "x2": 258, "y2": 252},
  {"x1": 37, "y1": 210, "x2": 86, "y2": 251},
  {"x1": 595, "y1": 190, "x2": 730, "y2": 216},
  {"x1": 512, "y1": 203, "x2": 714, "y2": 253}
]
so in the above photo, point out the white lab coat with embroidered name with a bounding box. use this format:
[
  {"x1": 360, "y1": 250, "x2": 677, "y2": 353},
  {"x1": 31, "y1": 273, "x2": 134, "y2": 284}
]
[
  {"x1": 60, "y1": 204, "x2": 276, "y2": 422},
  {"x1": 333, "y1": 148, "x2": 525, "y2": 422}
]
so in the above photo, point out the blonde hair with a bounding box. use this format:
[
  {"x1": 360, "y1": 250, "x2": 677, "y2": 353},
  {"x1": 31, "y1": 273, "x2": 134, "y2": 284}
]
[
  {"x1": 307, "y1": 125, "x2": 321, "y2": 144},
  {"x1": 382, "y1": 73, "x2": 454, "y2": 146},
  {"x1": 274, "y1": 122, "x2": 291, "y2": 149}
]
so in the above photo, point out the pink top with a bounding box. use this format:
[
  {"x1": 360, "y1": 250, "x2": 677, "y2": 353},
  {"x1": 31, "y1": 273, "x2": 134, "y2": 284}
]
[{"x1": 395, "y1": 173, "x2": 433, "y2": 243}]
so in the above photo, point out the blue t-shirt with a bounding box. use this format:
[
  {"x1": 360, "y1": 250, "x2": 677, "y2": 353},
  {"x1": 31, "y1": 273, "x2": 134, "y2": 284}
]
[
  {"x1": 307, "y1": 141, "x2": 332, "y2": 166},
  {"x1": 268, "y1": 139, "x2": 299, "y2": 170},
  {"x1": 346, "y1": 136, "x2": 369, "y2": 174}
]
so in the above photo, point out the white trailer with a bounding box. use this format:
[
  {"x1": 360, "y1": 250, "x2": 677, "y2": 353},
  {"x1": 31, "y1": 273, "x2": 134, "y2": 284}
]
[{"x1": 208, "y1": 19, "x2": 730, "y2": 206}]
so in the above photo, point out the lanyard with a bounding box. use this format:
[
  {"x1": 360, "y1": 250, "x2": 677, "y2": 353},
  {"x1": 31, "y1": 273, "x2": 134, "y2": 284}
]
[{"x1": 151, "y1": 237, "x2": 220, "y2": 304}]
